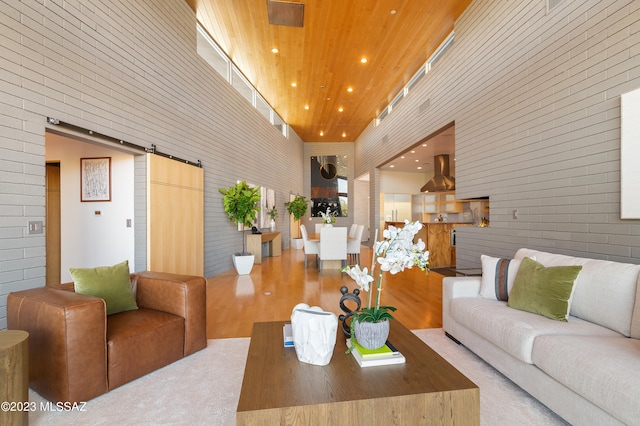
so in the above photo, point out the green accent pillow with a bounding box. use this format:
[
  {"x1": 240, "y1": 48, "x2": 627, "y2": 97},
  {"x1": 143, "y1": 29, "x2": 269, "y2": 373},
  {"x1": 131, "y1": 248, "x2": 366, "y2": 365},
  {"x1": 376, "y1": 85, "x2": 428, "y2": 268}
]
[
  {"x1": 69, "y1": 260, "x2": 138, "y2": 315},
  {"x1": 507, "y1": 257, "x2": 582, "y2": 321}
]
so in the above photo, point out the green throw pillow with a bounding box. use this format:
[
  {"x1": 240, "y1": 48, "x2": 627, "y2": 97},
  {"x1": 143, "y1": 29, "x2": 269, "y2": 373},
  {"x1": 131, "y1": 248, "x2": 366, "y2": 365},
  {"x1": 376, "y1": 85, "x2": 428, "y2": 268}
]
[
  {"x1": 69, "y1": 260, "x2": 138, "y2": 315},
  {"x1": 507, "y1": 257, "x2": 582, "y2": 321}
]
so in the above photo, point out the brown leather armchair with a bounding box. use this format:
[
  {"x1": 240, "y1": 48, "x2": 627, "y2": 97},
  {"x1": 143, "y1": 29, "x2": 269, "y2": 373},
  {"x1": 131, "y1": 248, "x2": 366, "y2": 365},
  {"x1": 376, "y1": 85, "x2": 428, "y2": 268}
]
[{"x1": 7, "y1": 271, "x2": 207, "y2": 403}]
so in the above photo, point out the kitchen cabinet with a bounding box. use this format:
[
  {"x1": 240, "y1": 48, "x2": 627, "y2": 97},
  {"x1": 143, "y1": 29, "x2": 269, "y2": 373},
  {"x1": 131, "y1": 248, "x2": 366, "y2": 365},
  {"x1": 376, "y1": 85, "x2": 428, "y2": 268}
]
[
  {"x1": 412, "y1": 191, "x2": 462, "y2": 220},
  {"x1": 382, "y1": 193, "x2": 411, "y2": 222}
]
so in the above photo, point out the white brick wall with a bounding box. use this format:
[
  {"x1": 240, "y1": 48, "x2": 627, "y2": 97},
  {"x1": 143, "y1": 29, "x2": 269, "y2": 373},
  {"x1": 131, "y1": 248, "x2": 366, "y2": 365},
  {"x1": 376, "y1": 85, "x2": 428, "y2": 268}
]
[
  {"x1": 0, "y1": 0, "x2": 303, "y2": 328},
  {"x1": 355, "y1": 0, "x2": 640, "y2": 268}
]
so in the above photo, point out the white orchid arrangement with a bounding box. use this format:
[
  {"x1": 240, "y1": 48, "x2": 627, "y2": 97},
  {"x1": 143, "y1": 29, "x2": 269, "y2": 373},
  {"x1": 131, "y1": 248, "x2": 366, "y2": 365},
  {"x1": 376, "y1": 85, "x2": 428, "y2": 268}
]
[
  {"x1": 319, "y1": 207, "x2": 337, "y2": 224},
  {"x1": 342, "y1": 220, "x2": 430, "y2": 323}
]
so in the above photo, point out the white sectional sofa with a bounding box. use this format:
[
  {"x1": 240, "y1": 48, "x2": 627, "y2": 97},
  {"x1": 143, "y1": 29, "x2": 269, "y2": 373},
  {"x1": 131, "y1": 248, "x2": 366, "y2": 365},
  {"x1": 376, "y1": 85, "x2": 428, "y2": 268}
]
[{"x1": 443, "y1": 248, "x2": 640, "y2": 426}]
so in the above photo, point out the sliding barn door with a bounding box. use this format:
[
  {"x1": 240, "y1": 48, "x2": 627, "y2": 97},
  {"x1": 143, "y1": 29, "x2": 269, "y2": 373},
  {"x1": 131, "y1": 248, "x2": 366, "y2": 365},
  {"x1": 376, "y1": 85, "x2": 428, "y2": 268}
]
[{"x1": 147, "y1": 154, "x2": 204, "y2": 275}]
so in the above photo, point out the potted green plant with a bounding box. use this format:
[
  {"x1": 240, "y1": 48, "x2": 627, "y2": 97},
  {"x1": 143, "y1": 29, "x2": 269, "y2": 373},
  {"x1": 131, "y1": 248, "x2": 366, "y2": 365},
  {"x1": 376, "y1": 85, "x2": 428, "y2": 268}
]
[
  {"x1": 219, "y1": 181, "x2": 261, "y2": 275},
  {"x1": 285, "y1": 195, "x2": 309, "y2": 249}
]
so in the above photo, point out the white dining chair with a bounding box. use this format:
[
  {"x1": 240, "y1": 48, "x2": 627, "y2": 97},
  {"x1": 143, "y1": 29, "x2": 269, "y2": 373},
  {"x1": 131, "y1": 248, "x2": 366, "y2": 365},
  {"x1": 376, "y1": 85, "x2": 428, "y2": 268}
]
[
  {"x1": 300, "y1": 224, "x2": 319, "y2": 268},
  {"x1": 318, "y1": 227, "x2": 348, "y2": 270},
  {"x1": 347, "y1": 224, "x2": 365, "y2": 264},
  {"x1": 315, "y1": 223, "x2": 323, "y2": 234},
  {"x1": 348, "y1": 223, "x2": 358, "y2": 239}
]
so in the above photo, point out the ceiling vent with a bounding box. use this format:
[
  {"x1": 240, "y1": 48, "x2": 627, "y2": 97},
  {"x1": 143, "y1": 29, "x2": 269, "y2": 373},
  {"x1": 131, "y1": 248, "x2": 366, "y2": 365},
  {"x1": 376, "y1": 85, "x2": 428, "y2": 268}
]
[{"x1": 267, "y1": 1, "x2": 304, "y2": 27}]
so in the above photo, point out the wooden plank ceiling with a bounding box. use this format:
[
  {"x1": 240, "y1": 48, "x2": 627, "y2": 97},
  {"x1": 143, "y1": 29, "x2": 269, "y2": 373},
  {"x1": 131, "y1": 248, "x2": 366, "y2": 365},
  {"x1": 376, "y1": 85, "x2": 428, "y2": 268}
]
[{"x1": 186, "y1": 0, "x2": 471, "y2": 142}]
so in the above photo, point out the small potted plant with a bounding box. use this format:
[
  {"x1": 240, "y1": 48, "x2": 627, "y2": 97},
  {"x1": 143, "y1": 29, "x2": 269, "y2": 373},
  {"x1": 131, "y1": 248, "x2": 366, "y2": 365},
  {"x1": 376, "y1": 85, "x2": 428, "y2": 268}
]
[
  {"x1": 319, "y1": 207, "x2": 337, "y2": 226},
  {"x1": 285, "y1": 195, "x2": 309, "y2": 249},
  {"x1": 267, "y1": 206, "x2": 278, "y2": 231},
  {"x1": 219, "y1": 181, "x2": 261, "y2": 275}
]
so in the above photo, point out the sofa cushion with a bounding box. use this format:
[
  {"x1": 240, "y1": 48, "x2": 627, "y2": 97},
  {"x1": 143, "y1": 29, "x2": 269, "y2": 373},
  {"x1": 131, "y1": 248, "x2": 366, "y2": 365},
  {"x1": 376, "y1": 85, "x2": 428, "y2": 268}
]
[
  {"x1": 70, "y1": 260, "x2": 138, "y2": 315},
  {"x1": 532, "y1": 335, "x2": 640, "y2": 426},
  {"x1": 514, "y1": 248, "x2": 640, "y2": 336},
  {"x1": 450, "y1": 298, "x2": 620, "y2": 363},
  {"x1": 107, "y1": 308, "x2": 185, "y2": 389},
  {"x1": 479, "y1": 255, "x2": 527, "y2": 301},
  {"x1": 507, "y1": 257, "x2": 582, "y2": 321}
]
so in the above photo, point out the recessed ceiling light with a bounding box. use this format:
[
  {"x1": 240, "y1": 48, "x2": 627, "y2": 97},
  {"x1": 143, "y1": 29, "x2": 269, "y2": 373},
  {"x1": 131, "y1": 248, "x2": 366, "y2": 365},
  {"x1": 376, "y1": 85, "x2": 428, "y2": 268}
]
[
  {"x1": 338, "y1": 107, "x2": 344, "y2": 112},
  {"x1": 361, "y1": 58, "x2": 367, "y2": 64},
  {"x1": 417, "y1": 166, "x2": 422, "y2": 170},
  {"x1": 347, "y1": 87, "x2": 353, "y2": 93},
  {"x1": 342, "y1": 132, "x2": 346, "y2": 137},
  {"x1": 291, "y1": 82, "x2": 297, "y2": 87},
  {"x1": 400, "y1": 156, "x2": 405, "y2": 159},
  {"x1": 390, "y1": 9, "x2": 397, "y2": 15},
  {"x1": 320, "y1": 131, "x2": 324, "y2": 136},
  {"x1": 411, "y1": 150, "x2": 415, "y2": 153},
  {"x1": 415, "y1": 159, "x2": 419, "y2": 162},
  {"x1": 422, "y1": 143, "x2": 427, "y2": 147},
  {"x1": 304, "y1": 105, "x2": 309, "y2": 110},
  {"x1": 271, "y1": 48, "x2": 279, "y2": 53},
  {"x1": 390, "y1": 165, "x2": 395, "y2": 168}
]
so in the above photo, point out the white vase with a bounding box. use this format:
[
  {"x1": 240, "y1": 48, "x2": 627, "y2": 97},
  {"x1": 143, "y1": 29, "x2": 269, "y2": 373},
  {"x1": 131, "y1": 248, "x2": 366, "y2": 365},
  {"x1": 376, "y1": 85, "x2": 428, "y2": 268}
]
[
  {"x1": 270, "y1": 219, "x2": 275, "y2": 232},
  {"x1": 354, "y1": 319, "x2": 390, "y2": 350},
  {"x1": 323, "y1": 223, "x2": 333, "y2": 227}
]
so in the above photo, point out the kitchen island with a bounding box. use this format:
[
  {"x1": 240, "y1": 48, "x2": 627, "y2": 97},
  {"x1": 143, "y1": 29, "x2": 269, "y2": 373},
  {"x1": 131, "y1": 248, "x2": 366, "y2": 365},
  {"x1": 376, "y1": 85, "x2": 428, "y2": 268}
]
[{"x1": 385, "y1": 221, "x2": 472, "y2": 268}]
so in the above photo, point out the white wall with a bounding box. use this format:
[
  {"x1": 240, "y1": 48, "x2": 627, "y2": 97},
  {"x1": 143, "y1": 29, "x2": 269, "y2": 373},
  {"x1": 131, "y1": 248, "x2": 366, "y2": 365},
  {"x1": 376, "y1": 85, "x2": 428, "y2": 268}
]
[
  {"x1": 356, "y1": 0, "x2": 640, "y2": 267},
  {"x1": 380, "y1": 170, "x2": 428, "y2": 194},
  {"x1": 46, "y1": 133, "x2": 135, "y2": 282}
]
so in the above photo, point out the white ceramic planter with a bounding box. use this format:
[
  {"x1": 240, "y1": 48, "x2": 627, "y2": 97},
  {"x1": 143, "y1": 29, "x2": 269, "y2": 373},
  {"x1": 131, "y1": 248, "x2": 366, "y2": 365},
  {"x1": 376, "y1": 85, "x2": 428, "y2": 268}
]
[
  {"x1": 291, "y1": 238, "x2": 304, "y2": 250},
  {"x1": 354, "y1": 319, "x2": 390, "y2": 350},
  {"x1": 233, "y1": 254, "x2": 254, "y2": 275}
]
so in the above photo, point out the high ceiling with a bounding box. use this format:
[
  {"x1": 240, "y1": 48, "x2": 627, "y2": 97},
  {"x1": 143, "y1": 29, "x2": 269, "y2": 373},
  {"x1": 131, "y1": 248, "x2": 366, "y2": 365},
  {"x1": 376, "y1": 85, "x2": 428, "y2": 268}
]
[{"x1": 186, "y1": 0, "x2": 471, "y2": 142}]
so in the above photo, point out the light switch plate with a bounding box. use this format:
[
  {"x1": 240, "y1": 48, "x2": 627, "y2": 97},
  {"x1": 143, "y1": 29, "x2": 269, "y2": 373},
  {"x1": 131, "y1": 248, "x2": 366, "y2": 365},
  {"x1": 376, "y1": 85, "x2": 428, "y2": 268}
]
[{"x1": 28, "y1": 221, "x2": 43, "y2": 234}]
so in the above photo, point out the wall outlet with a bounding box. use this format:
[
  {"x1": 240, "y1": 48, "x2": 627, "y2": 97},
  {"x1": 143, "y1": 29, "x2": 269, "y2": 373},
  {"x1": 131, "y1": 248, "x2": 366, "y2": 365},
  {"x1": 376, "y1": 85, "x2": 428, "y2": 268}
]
[{"x1": 513, "y1": 209, "x2": 519, "y2": 219}]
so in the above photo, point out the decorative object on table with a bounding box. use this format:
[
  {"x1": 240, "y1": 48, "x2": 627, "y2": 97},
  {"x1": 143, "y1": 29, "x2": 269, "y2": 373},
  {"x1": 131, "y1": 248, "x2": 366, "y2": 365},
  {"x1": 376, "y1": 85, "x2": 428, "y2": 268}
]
[
  {"x1": 319, "y1": 207, "x2": 337, "y2": 226},
  {"x1": 290, "y1": 303, "x2": 338, "y2": 366},
  {"x1": 219, "y1": 181, "x2": 261, "y2": 275},
  {"x1": 338, "y1": 286, "x2": 361, "y2": 337},
  {"x1": 342, "y1": 222, "x2": 430, "y2": 350},
  {"x1": 267, "y1": 206, "x2": 278, "y2": 231},
  {"x1": 285, "y1": 195, "x2": 309, "y2": 249}
]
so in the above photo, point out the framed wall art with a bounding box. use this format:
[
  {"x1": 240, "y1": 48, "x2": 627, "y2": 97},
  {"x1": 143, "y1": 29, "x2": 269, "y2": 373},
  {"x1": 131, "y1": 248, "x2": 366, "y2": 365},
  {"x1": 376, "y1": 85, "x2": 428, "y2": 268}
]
[{"x1": 81, "y1": 157, "x2": 111, "y2": 202}]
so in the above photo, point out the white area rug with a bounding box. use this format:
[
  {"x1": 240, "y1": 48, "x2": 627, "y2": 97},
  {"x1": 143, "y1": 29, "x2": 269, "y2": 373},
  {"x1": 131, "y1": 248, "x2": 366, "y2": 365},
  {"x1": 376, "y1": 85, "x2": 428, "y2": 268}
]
[{"x1": 28, "y1": 329, "x2": 567, "y2": 425}]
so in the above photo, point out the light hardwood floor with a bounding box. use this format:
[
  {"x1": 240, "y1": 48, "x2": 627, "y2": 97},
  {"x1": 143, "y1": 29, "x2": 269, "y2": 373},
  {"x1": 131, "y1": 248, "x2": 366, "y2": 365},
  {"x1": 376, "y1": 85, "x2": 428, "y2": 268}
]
[{"x1": 206, "y1": 245, "x2": 444, "y2": 339}]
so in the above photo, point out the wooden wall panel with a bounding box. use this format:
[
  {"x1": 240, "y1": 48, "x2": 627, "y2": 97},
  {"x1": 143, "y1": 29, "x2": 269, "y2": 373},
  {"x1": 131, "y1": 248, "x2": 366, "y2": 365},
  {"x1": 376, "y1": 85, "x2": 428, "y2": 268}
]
[{"x1": 148, "y1": 154, "x2": 204, "y2": 275}]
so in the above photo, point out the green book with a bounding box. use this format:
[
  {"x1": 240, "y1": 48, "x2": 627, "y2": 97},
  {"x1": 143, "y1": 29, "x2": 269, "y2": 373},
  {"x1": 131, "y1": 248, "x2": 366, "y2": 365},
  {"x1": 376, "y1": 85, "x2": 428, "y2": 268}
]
[{"x1": 351, "y1": 339, "x2": 399, "y2": 358}]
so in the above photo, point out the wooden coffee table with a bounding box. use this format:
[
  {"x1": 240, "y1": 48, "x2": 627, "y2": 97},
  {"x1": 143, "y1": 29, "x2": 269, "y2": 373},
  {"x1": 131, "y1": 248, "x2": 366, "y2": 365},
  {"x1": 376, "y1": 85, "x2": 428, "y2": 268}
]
[{"x1": 236, "y1": 320, "x2": 479, "y2": 425}]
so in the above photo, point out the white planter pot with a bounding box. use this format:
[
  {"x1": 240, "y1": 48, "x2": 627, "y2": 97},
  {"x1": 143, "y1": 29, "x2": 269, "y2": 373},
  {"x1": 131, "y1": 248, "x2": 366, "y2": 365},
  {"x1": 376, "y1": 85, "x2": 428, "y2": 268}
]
[
  {"x1": 291, "y1": 238, "x2": 304, "y2": 250},
  {"x1": 354, "y1": 319, "x2": 390, "y2": 350},
  {"x1": 270, "y1": 219, "x2": 276, "y2": 232},
  {"x1": 233, "y1": 254, "x2": 255, "y2": 275}
]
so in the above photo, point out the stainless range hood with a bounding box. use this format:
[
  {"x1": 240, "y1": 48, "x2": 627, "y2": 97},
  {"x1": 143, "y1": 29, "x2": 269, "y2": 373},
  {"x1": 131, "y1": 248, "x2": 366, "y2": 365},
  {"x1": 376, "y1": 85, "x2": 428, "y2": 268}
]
[{"x1": 421, "y1": 154, "x2": 455, "y2": 192}]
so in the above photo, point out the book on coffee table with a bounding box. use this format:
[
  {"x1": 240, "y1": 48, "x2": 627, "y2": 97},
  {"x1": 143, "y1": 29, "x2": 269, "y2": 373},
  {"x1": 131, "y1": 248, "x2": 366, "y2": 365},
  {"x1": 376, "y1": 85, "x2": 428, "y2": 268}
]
[
  {"x1": 347, "y1": 339, "x2": 406, "y2": 367},
  {"x1": 350, "y1": 339, "x2": 399, "y2": 359},
  {"x1": 283, "y1": 322, "x2": 294, "y2": 347}
]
